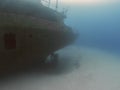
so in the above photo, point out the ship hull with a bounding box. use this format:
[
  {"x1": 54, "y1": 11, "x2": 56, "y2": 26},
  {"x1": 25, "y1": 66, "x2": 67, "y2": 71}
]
[
  {"x1": 0, "y1": 0, "x2": 77, "y2": 74},
  {"x1": 0, "y1": 17, "x2": 76, "y2": 74}
]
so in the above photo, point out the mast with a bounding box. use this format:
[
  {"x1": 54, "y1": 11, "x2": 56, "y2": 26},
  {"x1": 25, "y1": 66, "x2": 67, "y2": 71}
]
[
  {"x1": 56, "y1": 0, "x2": 58, "y2": 10},
  {"x1": 48, "y1": 0, "x2": 50, "y2": 7}
]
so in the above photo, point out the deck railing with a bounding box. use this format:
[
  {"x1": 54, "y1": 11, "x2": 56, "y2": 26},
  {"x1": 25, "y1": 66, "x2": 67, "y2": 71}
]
[
  {"x1": 40, "y1": 0, "x2": 68, "y2": 19},
  {"x1": 40, "y1": 0, "x2": 58, "y2": 10}
]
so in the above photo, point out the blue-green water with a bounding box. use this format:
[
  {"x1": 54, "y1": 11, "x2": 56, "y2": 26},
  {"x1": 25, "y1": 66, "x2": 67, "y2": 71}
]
[
  {"x1": 65, "y1": 3, "x2": 120, "y2": 54},
  {"x1": 0, "y1": 1, "x2": 120, "y2": 90}
]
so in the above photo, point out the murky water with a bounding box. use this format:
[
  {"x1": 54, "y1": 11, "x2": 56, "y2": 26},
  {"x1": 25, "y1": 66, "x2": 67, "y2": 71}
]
[{"x1": 0, "y1": 1, "x2": 120, "y2": 90}]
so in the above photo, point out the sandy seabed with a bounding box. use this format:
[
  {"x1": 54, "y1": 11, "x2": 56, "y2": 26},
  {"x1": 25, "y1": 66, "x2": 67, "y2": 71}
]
[{"x1": 0, "y1": 45, "x2": 120, "y2": 90}]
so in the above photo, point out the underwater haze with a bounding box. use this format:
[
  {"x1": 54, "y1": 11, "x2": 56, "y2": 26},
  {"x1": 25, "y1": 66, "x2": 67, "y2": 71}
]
[
  {"x1": 0, "y1": 0, "x2": 120, "y2": 90},
  {"x1": 64, "y1": 2, "x2": 120, "y2": 53}
]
